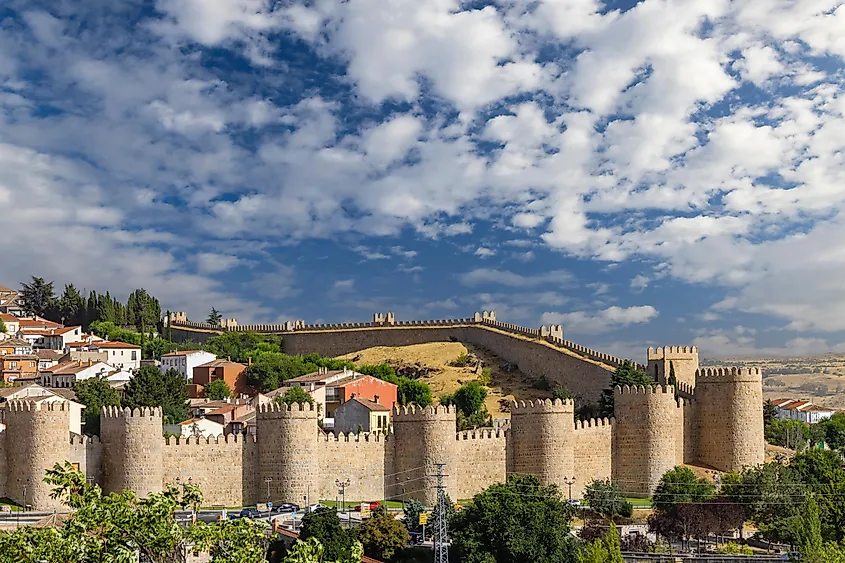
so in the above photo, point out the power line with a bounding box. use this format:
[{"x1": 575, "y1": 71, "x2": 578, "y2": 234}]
[{"x1": 433, "y1": 463, "x2": 449, "y2": 563}]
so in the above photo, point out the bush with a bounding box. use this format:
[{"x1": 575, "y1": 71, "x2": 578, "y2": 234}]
[
  {"x1": 716, "y1": 542, "x2": 753, "y2": 555},
  {"x1": 450, "y1": 353, "x2": 471, "y2": 367},
  {"x1": 552, "y1": 384, "x2": 573, "y2": 401},
  {"x1": 478, "y1": 367, "x2": 492, "y2": 385},
  {"x1": 275, "y1": 386, "x2": 315, "y2": 407},
  {"x1": 534, "y1": 375, "x2": 551, "y2": 391}
]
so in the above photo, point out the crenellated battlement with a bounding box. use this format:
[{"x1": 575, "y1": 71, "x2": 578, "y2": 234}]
[
  {"x1": 614, "y1": 384, "x2": 676, "y2": 396},
  {"x1": 70, "y1": 433, "x2": 101, "y2": 446},
  {"x1": 322, "y1": 431, "x2": 387, "y2": 443},
  {"x1": 574, "y1": 417, "x2": 613, "y2": 430},
  {"x1": 648, "y1": 346, "x2": 699, "y2": 359},
  {"x1": 510, "y1": 398, "x2": 575, "y2": 412},
  {"x1": 164, "y1": 433, "x2": 256, "y2": 446},
  {"x1": 392, "y1": 404, "x2": 456, "y2": 421},
  {"x1": 6, "y1": 400, "x2": 69, "y2": 413},
  {"x1": 696, "y1": 367, "x2": 762, "y2": 382},
  {"x1": 257, "y1": 402, "x2": 320, "y2": 417},
  {"x1": 458, "y1": 427, "x2": 506, "y2": 440},
  {"x1": 101, "y1": 406, "x2": 162, "y2": 418}
]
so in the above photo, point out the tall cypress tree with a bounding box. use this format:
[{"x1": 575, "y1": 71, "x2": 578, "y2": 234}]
[{"x1": 668, "y1": 360, "x2": 679, "y2": 400}]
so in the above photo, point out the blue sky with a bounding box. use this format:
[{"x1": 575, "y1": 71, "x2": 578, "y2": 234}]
[{"x1": 1, "y1": 0, "x2": 845, "y2": 359}]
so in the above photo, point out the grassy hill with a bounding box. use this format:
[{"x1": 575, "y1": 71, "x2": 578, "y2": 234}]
[{"x1": 339, "y1": 341, "x2": 554, "y2": 419}]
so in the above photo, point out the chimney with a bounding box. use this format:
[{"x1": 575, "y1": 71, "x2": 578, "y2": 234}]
[
  {"x1": 374, "y1": 395, "x2": 379, "y2": 404},
  {"x1": 227, "y1": 356, "x2": 231, "y2": 362},
  {"x1": 351, "y1": 393, "x2": 356, "y2": 399},
  {"x1": 248, "y1": 357, "x2": 252, "y2": 366}
]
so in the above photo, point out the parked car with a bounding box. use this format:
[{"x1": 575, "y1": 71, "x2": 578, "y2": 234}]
[
  {"x1": 409, "y1": 532, "x2": 423, "y2": 545},
  {"x1": 272, "y1": 503, "x2": 300, "y2": 513},
  {"x1": 239, "y1": 507, "x2": 261, "y2": 519},
  {"x1": 308, "y1": 503, "x2": 325, "y2": 512}
]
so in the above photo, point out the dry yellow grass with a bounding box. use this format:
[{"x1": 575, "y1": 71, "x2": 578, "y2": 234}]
[{"x1": 340, "y1": 341, "x2": 551, "y2": 418}]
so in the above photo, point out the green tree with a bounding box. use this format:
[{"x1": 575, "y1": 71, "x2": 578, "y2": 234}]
[
  {"x1": 0, "y1": 317, "x2": 5, "y2": 334},
  {"x1": 440, "y1": 381, "x2": 491, "y2": 430},
  {"x1": 356, "y1": 363, "x2": 398, "y2": 382},
  {"x1": 126, "y1": 288, "x2": 161, "y2": 332},
  {"x1": 299, "y1": 506, "x2": 356, "y2": 562},
  {"x1": 123, "y1": 366, "x2": 190, "y2": 424},
  {"x1": 207, "y1": 308, "x2": 223, "y2": 326},
  {"x1": 797, "y1": 496, "x2": 845, "y2": 563},
  {"x1": 281, "y1": 537, "x2": 363, "y2": 563},
  {"x1": 398, "y1": 377, "x2": 432, "y2": 407},
  {"x1": 205, "y1": 379, "x2": 232, "y2": 401},
  {"x1": 73, "y1": 378, "x2": 121, "y2": 435},
  {"x1": 275, "y1": 386, "x2": 315, "y2": 407},
  {"x1": 821, "y1": 413, "x2": 845, "y2": 450},
  {"x1": 765, "y1": 418, "x2": 810, "y2": 449},
  {"x1": 357, "y1": 511, "x2": 410, "y2": 560},
  {"x1": 552, "y1": 384, "x2": 573, "y2": 401},
  {"x1": 584, "y1": 479, "x2": 633, "y2": 520},
  {"x1": 581, "y1": 521, "x2": 624, "y2": 563},
  {"x1": 189, "y1": 518, "x2": 269, "y2": 563},
  {"x1": 668, "y1": 361, "x2": 678, "y2": 400},
  {"x1": 20, "y1": 276, "x2": 56, "y2": 319},
  {"x1": 205, "y1": 331, "x2": 278, "y2": 364},
  {"x1": 763, "y1": 399, "x2": 778, "y2": 427},
  {"x1": 599, "y1": 360, "x2": 654, "y2": 418},
  {"x1": 57, "y1": 283, "x2": 86, "y2": 327},
  {"x1": 451, "y1": 475, "x2": 578, "y2": 563},
  {"x1": 0, "y1": 461, "x2": 266, "y2": 562},
  {"x1": 402, "y1": 499, "x2": 425, "y2": 533},
  {"x1": 652, "y1": 467, "x2": 715, "y2": 513}
]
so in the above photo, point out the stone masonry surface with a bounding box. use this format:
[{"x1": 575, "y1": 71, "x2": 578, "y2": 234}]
[{"x1": 0, "y1": 313, "x2": 764, "y2": 508}]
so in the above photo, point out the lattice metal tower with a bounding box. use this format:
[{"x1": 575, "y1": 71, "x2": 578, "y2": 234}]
[{"x1": 433, "y1": 463, "x2": 449, "y2": 563}]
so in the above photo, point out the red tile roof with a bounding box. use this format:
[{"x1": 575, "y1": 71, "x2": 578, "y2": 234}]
[
  {"x1": 92, "y1": 341, "x2": 141, "y2": 349},
  {"x1": 162, "y1": 350, "x2": 207, "y2": 357}
]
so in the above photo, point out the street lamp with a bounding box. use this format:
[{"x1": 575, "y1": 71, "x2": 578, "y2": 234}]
[
  {"x1": 264, "y1": 477, "x2": 272, "y2": 505},
  {"x1": 336, "y1": 478, "x2": 350, "y2": 526},
  {"x1": 562, "y1": 476, "x2": 576, "y2": 502}
]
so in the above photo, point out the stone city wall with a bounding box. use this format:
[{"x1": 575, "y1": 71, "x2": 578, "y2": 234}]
[
  {"x1": 70, "y1": 434, "x2": 103, "y2": 485},
  {"x1": 456, "y1": 428, "x2": 508, "y2": 500},
  {"x1": 163, "y1": 435, "x2": 258, "y2": 508},
  {"x1": 318, "y1": 432, "x2": 392, "y2": 503},
  {"x1": 0, "y1": 429, "x2": 5, "y2": 499},
  {"x1": 573, "y1": 418, "x2": 614, "y2": 499}
]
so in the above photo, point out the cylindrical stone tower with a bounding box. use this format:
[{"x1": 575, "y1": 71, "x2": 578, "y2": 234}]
[
  {"x1": 614, "y1": 385, "x2": 681, "y2": 497},
  {"x1": 100, "y1": 406, "x2": 164, "y2": 497},
  {"x1": 4, "y1": 400, "x2": 70, "y2": 511},
  {"x1": 257, "y1": 402, "x2": 320, "y2": 505},
  {"x1": 695, "y1": 367, "x2": 764, "y2": 472},
  {"x1": 391, "y1": 405, "x2": 458, "y2": 506},
  {"x1": 508, "y1": 399, "x2": 575, "y2": 490}
]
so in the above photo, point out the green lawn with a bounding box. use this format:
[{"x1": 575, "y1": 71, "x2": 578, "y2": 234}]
[
  {"x1": 0, "y1": 498, "x2": 24, "y2": 512},
  {"x1": 320, "y1": 499, "x2": 405, "y2": 509},
  {"x1": 625, "y1": 497, "x2": 652, "y2": 507}
]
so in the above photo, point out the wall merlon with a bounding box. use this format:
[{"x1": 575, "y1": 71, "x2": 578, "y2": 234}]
[
  {"x1": 6, "y1": 399, "x2": 69, "y2": 413},
  {"x1": 322, "y1": 431, "x2": 386, "y2": 443},
  {"x1": 392, "y1": 404, "x2": 456, "y2": 420},
  {"x1": 258, "y1": 402, "x2": 319, "y2": 417},
  {"x1": 510, "y1": 398, "x2": 575, "y2": 412},
  {"x1": 696, "y1": 366, "x2": 762, "y2": 381},
  {"x1": 458, "y1": 427, "x2": 504, "y2": 440},
  {"x1": 70, "y1": 434, "x2": 100, "y2": 446},
  {"x1": 100, "y1": 406, "x2": 162, "y2": 418}
]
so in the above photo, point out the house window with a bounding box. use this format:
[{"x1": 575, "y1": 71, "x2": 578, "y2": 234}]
[
  {"x1": 131, "y1": 351, "x2": 137, "y2": 361},
  {"x1": 71, "y1": 463, "x2": 80, "y2": 471},
  {"x1": 9, "y1": 362, "x2": 16, "y2": 368}
]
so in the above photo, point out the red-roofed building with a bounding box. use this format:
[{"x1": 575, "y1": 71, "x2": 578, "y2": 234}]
[{"x1": 89, "y1": 341, "x2": 141, "y2": 370}]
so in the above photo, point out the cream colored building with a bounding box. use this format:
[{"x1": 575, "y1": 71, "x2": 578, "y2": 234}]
[
  {"x1": 90, "y1": 341, "x2": 141, "y2": 370},
  {"x1": 333, "y1": 396, "x2": 390, "y2": 434}
]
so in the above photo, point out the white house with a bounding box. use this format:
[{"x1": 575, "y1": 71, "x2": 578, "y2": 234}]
[
  {"x1": 165, "y1": 417, "x2": 226, "y2": 439},
  {"x1": 0, "y1": 384, "x2": 84, "y2": 435},
  {"x1": 0, "y1": 313, "x2": 20, "y2": 339},
  {"x1": 161, "y1": 350, "x2": 217, "y2": 381},
  {"x1": 40, "y1": 360, "x2": 115, "y2": 389},
  {"x1": 773, "y1": 399, "x2": 835, "y2": 424},
  {"x1": 89, "y1": 341, "x2": 141, "y2": 371}
]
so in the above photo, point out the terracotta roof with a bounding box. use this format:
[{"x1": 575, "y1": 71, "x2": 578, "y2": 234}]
[
  {"x1": 206, "y1": 405, "x2": 241, "y2": 416},
  {"x1": 0, "y1": 337, "x2": 32, "y2": 348},
  {"x1": 18, "y1": 318, "x2": 62, "y2": 329},
  {"x1": 178, "y1": 417, "x2": 225, "y2": 427},
  {"x1": 0, "y1": 354, "x2": 38, "y2": 361},
  {"x1": 0, "y1": 313, "x2": 18, "y2": 322},
  {"x1": 43, "y1": 360, "x2": 108, "y2": 375},
  {"x1": 348, "y1": 396, "x2": 390, "y2": 412},
  {"x1": 162, "y1": 350, "x2": 208, "y2": 357},
  {"x1": 35, "y1": 349, "x2": 64, "y2": 360},
  {"x1": 287, "y1": 369, "x2": 350, "y2": 383},
  {"x1": 93, "y1": 341, "x2": 140, "y2": 349},
  {"x1": 196, "y1": 359, "x2": 245, "y2": 369}
]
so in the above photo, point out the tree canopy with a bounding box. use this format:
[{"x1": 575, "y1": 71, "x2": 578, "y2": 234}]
[
  {"x1": 123, "y1": 366, "x2": 190, "y2": 424},
  {"x1": 205, "y1": 379, "x2": 232, "y2": 401},
  {"x1": 451, "y1": 474, "x2": 578, "y2": 563},
  {"x1": 440, "y1": 381, "x2": 491, "y2": 430},
  {"x1": 651, "y1": 466, "x2": 715, "y2": 513},
  {"x1": 73, "y1": 377, "x2": 121, "y2": 435},
  {"x1": 299, "y1": 506, "x2": 356, "y2": 562},
  {"x1": 357, "y1": 510, "x2": 410, "y2": 560},
  {"x1": 584, "y1": 479, "x2": 633, "y2": 520},
  {"x1": 275, "y1": 386, "x2": 315, "y2": 407},
  {"x1": 599, "y1": 360, "x2": 654, "y2": 418},
  {"x1": 207, "y1": 308, "x2": 223, "y2": 326},
  {"x1": 20, "y1": 276, "x2": 56, "y2": 318},
  {"x1": 0, "y1": 461, "x2": 269, "y2": 562}
]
